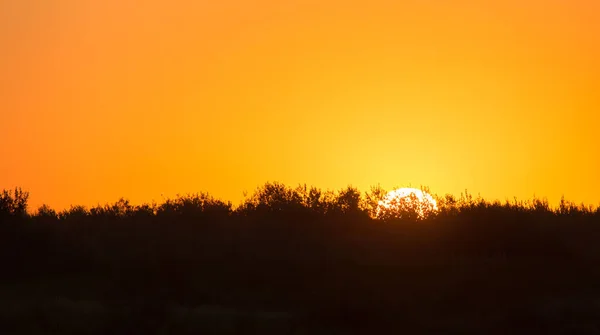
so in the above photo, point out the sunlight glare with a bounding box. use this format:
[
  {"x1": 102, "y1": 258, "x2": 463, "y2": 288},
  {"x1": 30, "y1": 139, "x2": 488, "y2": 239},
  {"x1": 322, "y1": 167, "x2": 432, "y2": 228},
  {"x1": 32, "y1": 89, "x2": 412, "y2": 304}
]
[{"x1": 376, "y1": 188, "x2": 438, "y2": 220}]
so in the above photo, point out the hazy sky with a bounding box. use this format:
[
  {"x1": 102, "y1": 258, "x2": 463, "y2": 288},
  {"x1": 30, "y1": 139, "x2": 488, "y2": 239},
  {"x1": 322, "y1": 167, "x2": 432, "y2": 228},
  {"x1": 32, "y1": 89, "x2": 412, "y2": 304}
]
[{"x1": 1, "y1": 0, "x2": 599, "y2": 210}]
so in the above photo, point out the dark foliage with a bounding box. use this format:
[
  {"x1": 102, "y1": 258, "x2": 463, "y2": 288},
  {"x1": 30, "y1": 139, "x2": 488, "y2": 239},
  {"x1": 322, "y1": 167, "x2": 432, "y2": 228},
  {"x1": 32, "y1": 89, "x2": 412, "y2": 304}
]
[
  {"x1": 0, "y1": 187, "x2": 29, "y2": 218},
  {"x1": 1, "y1": 184, "x2": 600, "y2": 334}
]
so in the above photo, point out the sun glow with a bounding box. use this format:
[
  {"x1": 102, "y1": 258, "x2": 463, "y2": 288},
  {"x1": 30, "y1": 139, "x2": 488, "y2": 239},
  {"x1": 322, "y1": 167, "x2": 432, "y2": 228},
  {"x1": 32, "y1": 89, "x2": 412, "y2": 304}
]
[{"x1": 376, "y1": 188, "x2": 438, "y2": 220}]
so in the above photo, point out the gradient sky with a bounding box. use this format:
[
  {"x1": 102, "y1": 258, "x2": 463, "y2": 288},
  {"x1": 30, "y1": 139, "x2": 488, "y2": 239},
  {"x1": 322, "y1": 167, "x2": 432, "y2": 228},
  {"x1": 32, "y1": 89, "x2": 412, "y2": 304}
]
[{"x1": 1, "y1": 0, "x2": 599, "y2": 210}]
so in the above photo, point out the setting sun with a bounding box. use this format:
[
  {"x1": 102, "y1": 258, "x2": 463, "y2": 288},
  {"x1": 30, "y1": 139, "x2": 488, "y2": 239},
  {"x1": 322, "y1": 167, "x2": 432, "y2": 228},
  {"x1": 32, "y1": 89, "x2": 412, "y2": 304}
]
[{"x1": 376, "y1": 188, "x2": 438, "y2": 220}]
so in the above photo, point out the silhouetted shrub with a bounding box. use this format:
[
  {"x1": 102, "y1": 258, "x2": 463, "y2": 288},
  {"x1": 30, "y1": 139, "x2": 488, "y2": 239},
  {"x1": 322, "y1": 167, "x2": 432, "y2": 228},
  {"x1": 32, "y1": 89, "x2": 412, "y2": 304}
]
[
  {"x1": 238, "y1": 182, "x2": 305, "y2": 215},
  {"x1": 157, "y1": 193, "x2": 232, "y2": 221},
  {"x1": 35, "y1": 204, "x2": 58, "y2": 218},
  {"x1": 59, "y1": 205, "x2": 89, "y2": 221},
  {"x1": 90, "y1": 198, "x2": 135, "y2": 219},
  {"x1": 331, "y1": 186, "x2": 365, "y2": 216},
  {"x1": 0, "y1": 187, "x2": 29, "y2": 218}
]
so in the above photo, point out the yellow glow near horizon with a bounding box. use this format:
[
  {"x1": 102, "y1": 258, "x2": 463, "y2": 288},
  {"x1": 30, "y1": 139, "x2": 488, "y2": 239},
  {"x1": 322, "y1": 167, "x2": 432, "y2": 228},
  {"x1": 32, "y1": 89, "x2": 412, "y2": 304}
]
[{"x1": 1, "y1": 0, "x2": 599, "y2": 210}]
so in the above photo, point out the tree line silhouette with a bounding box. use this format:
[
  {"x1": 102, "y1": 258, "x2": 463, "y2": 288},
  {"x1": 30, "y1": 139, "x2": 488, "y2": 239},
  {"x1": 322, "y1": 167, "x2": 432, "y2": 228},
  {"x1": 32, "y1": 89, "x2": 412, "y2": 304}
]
[{"x1": 1, "y1": 183, "x2": 600, "y2": 334}]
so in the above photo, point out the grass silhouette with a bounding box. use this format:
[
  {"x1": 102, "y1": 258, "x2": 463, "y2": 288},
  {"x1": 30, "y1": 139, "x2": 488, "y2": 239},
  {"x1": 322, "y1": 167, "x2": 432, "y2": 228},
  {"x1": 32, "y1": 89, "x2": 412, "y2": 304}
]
[{"x1": 1, "y1": 184, "x2": 600, "y2": 334}]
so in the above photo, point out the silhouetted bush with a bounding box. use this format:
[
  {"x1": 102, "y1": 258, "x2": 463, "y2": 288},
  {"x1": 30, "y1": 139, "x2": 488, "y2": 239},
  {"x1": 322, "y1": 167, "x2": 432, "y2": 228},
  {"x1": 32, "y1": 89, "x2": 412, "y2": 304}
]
[
  {"x1": 157, "y1": 193, "x2": 232, "y2": 221},
  {"x1": 0, "y1": 187, "x2": 29, "y2": 218}
]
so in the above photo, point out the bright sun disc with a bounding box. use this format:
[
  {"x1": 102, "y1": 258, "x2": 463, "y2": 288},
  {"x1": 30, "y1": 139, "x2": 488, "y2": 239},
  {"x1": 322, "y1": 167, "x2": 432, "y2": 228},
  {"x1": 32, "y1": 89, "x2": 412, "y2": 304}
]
[{"x1": 376, "y1": 188, "x2": 438, "y2": 220}]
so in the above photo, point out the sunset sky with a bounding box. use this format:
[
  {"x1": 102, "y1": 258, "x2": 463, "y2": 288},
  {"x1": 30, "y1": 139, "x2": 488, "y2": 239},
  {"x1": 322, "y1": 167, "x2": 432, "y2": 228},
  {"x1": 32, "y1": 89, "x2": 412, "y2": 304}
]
[{"x1": 1, "y1": 0, "x2": 599, "y2": 210}]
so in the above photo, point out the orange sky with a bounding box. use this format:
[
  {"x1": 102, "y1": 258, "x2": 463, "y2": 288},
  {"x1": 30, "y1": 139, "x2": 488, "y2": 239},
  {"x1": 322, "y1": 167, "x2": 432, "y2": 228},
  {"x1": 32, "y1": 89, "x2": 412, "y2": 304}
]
[{"x1": 1, "y1": 0, "x2": 599, "y2": 210}]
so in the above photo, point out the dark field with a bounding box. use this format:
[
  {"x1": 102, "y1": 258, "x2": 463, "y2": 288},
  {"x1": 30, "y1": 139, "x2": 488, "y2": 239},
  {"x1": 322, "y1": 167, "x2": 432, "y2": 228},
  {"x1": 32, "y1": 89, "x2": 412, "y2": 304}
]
[{"x1": 1, "y1": 184, "x2": 600, "y2": 334}]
